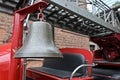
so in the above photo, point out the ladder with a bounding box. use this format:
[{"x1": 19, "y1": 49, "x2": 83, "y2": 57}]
[
  {"x1": 30, "y1": 0, "x2": 120, "y2": 37},
  {"x1": 1, "y1": 0, "x2": 119, "y2": 37}
]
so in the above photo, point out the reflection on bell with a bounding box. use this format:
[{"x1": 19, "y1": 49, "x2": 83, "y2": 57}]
[{"x1": 14, "y1": 21, "x2": 63, "y2": 58}]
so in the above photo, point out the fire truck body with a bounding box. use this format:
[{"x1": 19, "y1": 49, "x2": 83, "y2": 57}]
[
  {"x1": 0, "y1": 44, "x2": 93, "y2": 80},
  {"x1": 0, "y1": 44, "x2": 10, "y2": 80},
  {"x1": 0, "y1": 0, "x2": 120, "y2": 80}
]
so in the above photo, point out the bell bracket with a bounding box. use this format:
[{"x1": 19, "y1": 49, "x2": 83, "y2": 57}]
[{"x1": 9, "y1": 1, "x2": 48, "y2": 80}]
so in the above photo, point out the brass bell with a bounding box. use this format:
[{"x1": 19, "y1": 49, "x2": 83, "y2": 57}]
[{"x1": 14, "y1": 21, "x2": 63, "y2": 58}]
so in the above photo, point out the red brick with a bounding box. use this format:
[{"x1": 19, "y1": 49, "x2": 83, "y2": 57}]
[
  {"x1": 0, "y1": 12, "x2": 13, "y2": 44},
  {"x1": 54, "y1": 27, "x2": 89, "y2": 49}
]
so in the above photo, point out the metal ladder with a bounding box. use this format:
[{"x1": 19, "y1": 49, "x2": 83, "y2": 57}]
[
  {"x1": 1, "y1": 0, "x2": 120, "y2": 37},
  {"x1": 30, "y1": 0, "x2": 120, "y2": 37}
]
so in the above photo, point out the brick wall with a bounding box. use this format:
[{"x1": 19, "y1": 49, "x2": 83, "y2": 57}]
[
  {"x1": 0, "y1": 12, "x2": 13, "y2": 44},
  {"x1": 0, "y1": 12, "x2": 90, "y2": 50},
  {"x1": 55, "y1": 27, "x2": 89, "y2": 49}
]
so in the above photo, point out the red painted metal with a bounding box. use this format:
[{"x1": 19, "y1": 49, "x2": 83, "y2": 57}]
[
  {"x1": 27, "y1": 69, "x2": 93, "y2": 80},
  {"x1": 0, "y1": 43, "x2": 11, "y2": 80},
  {"x1": 91, "y1": 33, "x2": 120, "y2": 61},
  {"x1": 9, "y1": 13, "x2": 23, "y2": 80},
  {"x1": 94, "y1": 60, "x2": 120, "y2": 67}
]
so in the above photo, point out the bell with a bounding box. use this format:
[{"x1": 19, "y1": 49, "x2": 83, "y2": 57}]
[{"x1": 14, "y1": 21, "x2": 63, "y2": 58}]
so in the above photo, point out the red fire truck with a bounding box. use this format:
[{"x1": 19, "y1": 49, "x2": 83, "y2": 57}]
[{"x1": 0, "y1": 0, "x2": 120, "y2": 80}]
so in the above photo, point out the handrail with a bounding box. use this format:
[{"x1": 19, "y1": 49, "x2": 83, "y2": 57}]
[{"x1": 69, "y1": 63, "x2": 97, "y2": 80}]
